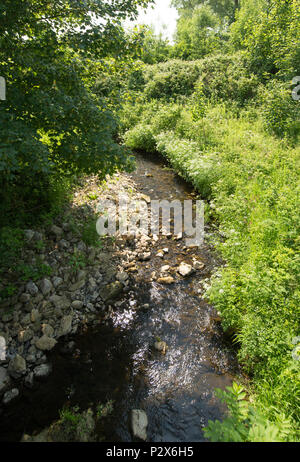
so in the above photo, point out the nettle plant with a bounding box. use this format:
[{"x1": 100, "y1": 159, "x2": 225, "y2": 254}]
[{"x1": 204, "y1": 382, "x2": 293, "y2": 442}]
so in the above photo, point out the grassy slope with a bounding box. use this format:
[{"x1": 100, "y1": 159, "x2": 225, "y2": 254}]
[{"x1": 120, "y1": 91, "x2": 300, "y2": 441}]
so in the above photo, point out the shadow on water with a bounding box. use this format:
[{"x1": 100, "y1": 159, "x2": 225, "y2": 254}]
[{"x1": 0, "y1": 151, "x2": 240, "y2": 442}]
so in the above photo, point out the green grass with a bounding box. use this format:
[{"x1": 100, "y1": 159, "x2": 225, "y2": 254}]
[{"x1": 120, "y1": 94, "x2": 300, "y2": 441}]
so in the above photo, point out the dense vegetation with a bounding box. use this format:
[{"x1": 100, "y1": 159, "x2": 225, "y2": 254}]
[
  {"x1": 120, "y1": 0, "x2": 300, "y2": 442},
  {"x1": 0, "y1": 0, "x2": 299, "y2": 442}
]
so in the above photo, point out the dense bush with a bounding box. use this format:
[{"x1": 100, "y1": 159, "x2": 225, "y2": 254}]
[
  {"x1": 142, "y1": 60, "x2": 201, "y2": 100},
  {"x1": 258, "y1": 80, "x2": 300, "y2": 141},
  {"x1": 195, "y1": 52, "x2": 259, "y2": 105}
]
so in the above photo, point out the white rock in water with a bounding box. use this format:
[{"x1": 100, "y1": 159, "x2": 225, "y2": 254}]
[
  {"x1": 177, "y1": 262, "x2": 193, "y2": 277},
  {"x1": 131, "y1": 409, "x2": 148, "y2": 441},
  {"x1": 34, "y1": 363, "x2": 52, "y2": 378}
]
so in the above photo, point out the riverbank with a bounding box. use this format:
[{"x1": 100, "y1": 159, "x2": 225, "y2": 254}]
[{"x1": 0, "y1": 152, "x2": 240, "y2": 442}]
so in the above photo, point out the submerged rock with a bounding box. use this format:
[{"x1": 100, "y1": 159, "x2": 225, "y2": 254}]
[
  {"x1": 3, "y1": 388, "x2": 19, "y2": 405},
  {"x1": 101, "y1": 281, "x2": 123, "y2": 302},
  {"x1": 34, "y1": 363, "x2": 52, "y2": 379}
]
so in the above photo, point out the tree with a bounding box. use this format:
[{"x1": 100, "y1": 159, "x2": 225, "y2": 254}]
[
  {"x1": 129, "y1": 26, "x2": 172, "y2": 64},
  {"x1": 173, "y1": 4, "x2": 227, "y2": 60},
  {"x1": 0, "y1": 0, "x2": 153, "y2": 222},
  {"x1": 172, "y1": 0, "x2": 240, "y2": 22},
  {"x1": 230, "y1": 0, "x2": 300, "y2": 78}
]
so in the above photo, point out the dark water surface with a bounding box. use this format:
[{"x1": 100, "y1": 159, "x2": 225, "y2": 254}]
[{"x1": 0, "y1": 152, "x2": 240, "y2": 442}]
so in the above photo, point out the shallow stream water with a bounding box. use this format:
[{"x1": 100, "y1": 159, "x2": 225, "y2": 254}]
[{"x1": 0, "y1": 152, "x2": 240, "y2": 442}]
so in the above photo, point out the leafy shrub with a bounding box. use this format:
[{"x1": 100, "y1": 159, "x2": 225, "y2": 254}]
[
  {"x1": 143, "y1": 60, "x2": 201, "y2": 100},
  {"x1": 258, "y1": 80, "x2": 300, "y2": 140},
  {"x1": 155, "y1": 132, "x2": 221, "y2": 199},
  {"x1": 204, "y1": 383, "x2": 296, "y2": 442},
  {"x1": 151, "y1": 103, "x2": 182, "y2": 133},
  {"x1": 0, "y1": 227, "x2": 24, "y2": 272},
  {"x1": 123, "y1": 124, "x2": 156, "y2": 152},
  {"x1": 195, "y1": 52, "x2": 259, "y2": 106}
]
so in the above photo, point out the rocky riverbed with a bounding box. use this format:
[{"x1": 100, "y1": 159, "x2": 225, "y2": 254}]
[{"x1": 0, "y1": 152, "x2": 241, "y2": 442}]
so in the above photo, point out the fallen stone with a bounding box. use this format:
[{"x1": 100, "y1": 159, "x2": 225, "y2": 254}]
[
  {"x1": 157, "y1": 276, "x2": 175, "y2": 285},
  {"x1": 8, "y1": 354, "x2": 26, "y2": 379},
  {"x1": 24, "y1": 372, "x2": 34, "y2": 389},
  {"x1": 41, "y1": 323, "x2": 54, "y2": 337},
  {"x1": 177, "y1": 262, "x2": 193, "y2": 277},
  {"x1": 49, "y1": 294, "x2": 70, "y2": 309},
  {"x1": 140, "y1": 252, "x2": 151, "y2": 261},
  {"x1": 193, "y1": 260, "x2": 205, "y2": 270},
  {"x1": 1, "y1": 312, "x2": 13, "y2": 323},
  {"x1": 71, "y1": 300, "x2": 83, "y2": 310},
  {"x1": 31, "y1": 308, "x2": 40, "y2": 323},
  {"x1": 19, "y1": 293, "x2": 30, "y2": 304},
  {"x1": 68, "y1": 280, "x2": 85, "y2": 292},
  {"x1": 57, "y1": 315, "x2": 73, "y2": 337},
  {"x1": 77, "y1": 270, "x2": 87, "y2": 282},
  {"x1": 175, "y1": 233, "x2": 183, "y2": 240},
  {"x1": 116, "y1": 272, "x2": 128, "y2": 284},
  {"x1": 18, "y1": 328, "x2": 33, "y2": 343},
  {"x1": 52, "y1": 276, "x2": 63, "y2": 288},
  {"x1": 36, "y1": 335, "x2": 57, "y2": 351},
  {"x1": 40, "y1": 278, "x2": 53, "y2": 296},
  {"x1": 26, "y1": 281, "x2": 38, "y2": 296},
  {"x1": 139, "y1": 194, "x2": 151, "y2": 204}
]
